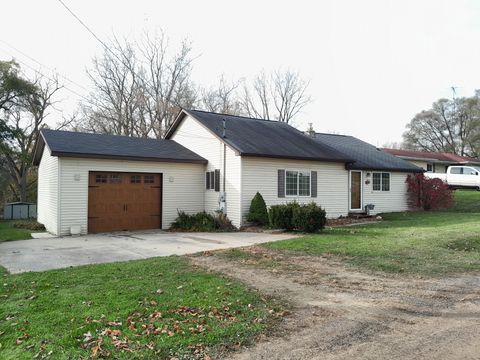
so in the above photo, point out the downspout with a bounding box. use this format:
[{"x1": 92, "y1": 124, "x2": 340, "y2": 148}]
[
  {"x1": 223, "y1": 143, "x2": 226, "y2": 193},
  {"x1": 222, "y1": 119, "x2": 227, "y2": 214}
]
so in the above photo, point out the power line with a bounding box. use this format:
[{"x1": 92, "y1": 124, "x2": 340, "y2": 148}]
[
  {"x1": 0, "y1": 45, "x2": 92, "y2": 103},
  {"x1": 0, "y1": 39, "x2": 89, "y2": 92},
  {"x1": 57, "y1": 0, "x2": 111, "y2": 51},
  {"x1": 56, "y1": 0, "x2": 153, "y2": 88}
]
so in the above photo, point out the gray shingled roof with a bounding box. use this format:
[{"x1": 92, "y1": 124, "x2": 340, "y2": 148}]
[
  {"x1": 33, "y1": 129, "x2": 207, "y2": 165},
  {"x1": 166, "y1": 110, "x2": 353, "y2": 163},
  {"x1": 313, "y1": 133, "x2": 424, "y2": 172}
]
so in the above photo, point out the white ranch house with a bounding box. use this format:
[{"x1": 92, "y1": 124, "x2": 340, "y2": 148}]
[{"x1": 33, "y1": 110, "x2": 423, "y2": 235}]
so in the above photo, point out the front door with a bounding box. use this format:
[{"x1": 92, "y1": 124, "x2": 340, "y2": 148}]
[{"x1": 350, "y1": 171, "x2": 362, "y2": 211}]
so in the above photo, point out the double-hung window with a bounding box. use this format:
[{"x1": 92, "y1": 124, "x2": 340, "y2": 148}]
[
  {"x1": 205, "y1": 171, "x2": 215, "y2": 190},
  {"x1": 285, "y1": 170, "x2": 311, "y2": 196},
  {"x1": 372, "y1": 172, "x2": 390, "y2": 191},
  {"x1": 205, "y1": 170, "x2": 220, "y2": 191}
]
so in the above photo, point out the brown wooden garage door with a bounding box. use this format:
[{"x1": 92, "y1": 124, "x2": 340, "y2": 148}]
[{"x1": 88, "y1": 172, "x2": 162, "y2": 233}]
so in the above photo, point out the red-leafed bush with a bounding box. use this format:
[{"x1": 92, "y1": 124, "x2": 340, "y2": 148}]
[{"x1": 406, "y1": 173, "x2": 453, "y2": 210}]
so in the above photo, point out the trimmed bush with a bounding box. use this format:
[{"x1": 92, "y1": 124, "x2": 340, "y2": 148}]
[
  {"x1": 247, "y1": 192, "x2": 269, "y2": 226},
  {"x1": 268, "y1": 202, "x2": 300, "y2": 231},
  {"x1": 292, "y1": 203, "x2": 326, "y2": 232},
  {"x1": 170, "y1": 211, "x2": 235, "y2": 232}
]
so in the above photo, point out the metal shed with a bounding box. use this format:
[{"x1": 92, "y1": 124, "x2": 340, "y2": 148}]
[{"x1": 3, "y1": 202, "x2": 37, "y2": 220}]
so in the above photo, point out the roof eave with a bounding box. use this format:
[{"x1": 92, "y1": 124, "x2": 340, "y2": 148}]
[
  {"x1": 50, "y1": 151, "x2": 208, "y2": 164},
  {"x1": 32, "y1": 130, "x2": 46, "y2": 166},
  {"x1": 164, "y1": 109, "x2": 187, "y2": 139},
  {"x1": 240, "y1": 152, "x2": 354, "y2": 163},
  {"x1": 346, "y1": 163, "x2": 424, "y2": 173}
]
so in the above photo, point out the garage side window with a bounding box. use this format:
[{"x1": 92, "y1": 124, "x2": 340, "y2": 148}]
[
  {"x1": 206, "y1": 171, "x2": 215, "y2": 190},
  {"x1": 205, "y1": 170, "x2": 220, "y2": 191}
]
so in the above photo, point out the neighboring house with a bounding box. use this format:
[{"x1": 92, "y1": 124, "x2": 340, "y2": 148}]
[
  {"x1": 383, "y1": 148, "x2": 480, "y2": 174},
  {"x1": 34, "y1": 110, "x2": 423, "y2": 235}
]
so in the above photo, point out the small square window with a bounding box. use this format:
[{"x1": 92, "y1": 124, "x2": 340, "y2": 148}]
[
  {"x1": 144, "y1": 175, "x2": 154, "y2": 184},
  {"x1": 130, "y1": 175, "x2": 141, "y2": 184},
  {"x1": 110, "y1": 175, "x2": 122, "y2": 184},
  {"x1": 95, "y1": 174, "x2": 107, "y2": 183}
]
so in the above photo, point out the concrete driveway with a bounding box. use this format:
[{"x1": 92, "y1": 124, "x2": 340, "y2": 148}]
[{"x1": 0, "y1": 231, "x2": 295, "y2": 273}]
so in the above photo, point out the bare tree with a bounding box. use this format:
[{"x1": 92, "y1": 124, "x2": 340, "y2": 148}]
[
  {"x1": 200, "y1": 75, "x2": 242, "y2": 115},
  {"x1": 241, "y1": 70, "x2": 311, "y2": 123},
  {"x1": 79, "y1": 31, "x2": 196, "y2": 138}
]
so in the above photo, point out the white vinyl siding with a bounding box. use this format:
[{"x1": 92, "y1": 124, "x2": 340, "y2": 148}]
[
  {"x1": 170, "y1": 115, "x2": 242, "y2": 227},
  {"x1": 241, "y1": 157, "x2": 348, "y2": 223},
  {"x1": 37, "y1": 144, "x2": 59, "y2": 234},
  {"x1": 363, "y1": 171, "x2": 410, "y2": 214},
  {"x1": 57, "y1": 158, "x2": 205, "y2": 236}
]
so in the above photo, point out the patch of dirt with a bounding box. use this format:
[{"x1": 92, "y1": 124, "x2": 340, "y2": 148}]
[
  {"x1": 189, "y1": 246, "x2": 480, "y2": 360},
  {"x1": 326, "y1": 217, "x2": 380, "y2": 227}
]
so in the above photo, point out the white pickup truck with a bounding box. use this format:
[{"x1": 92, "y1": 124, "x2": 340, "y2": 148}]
[{"x1": 425, "y1": 165, "x2": 480, "y2": 190}]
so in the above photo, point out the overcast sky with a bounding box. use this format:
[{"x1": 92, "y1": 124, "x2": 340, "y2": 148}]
[{"x1": 1, "y1": 0, "x2": 480, "y2": 145}]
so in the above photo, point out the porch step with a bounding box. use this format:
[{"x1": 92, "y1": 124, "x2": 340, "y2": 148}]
[{"x1": 348, "y1": 212, "x2": 373, "y2": 219}]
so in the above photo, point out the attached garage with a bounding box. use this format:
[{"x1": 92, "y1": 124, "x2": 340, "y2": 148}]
[{"x1": 34, "y1": 130, "x2": 207, "y2": 236}]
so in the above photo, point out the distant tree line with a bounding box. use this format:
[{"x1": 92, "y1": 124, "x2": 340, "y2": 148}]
[
  {"x1": 74, "y1": 31, "x2": 312, "y2": 137},
  {"x1": 403, "y1": 92, "x2": 480, "y2": 157}
]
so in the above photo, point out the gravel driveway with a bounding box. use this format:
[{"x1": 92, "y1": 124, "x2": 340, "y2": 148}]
[
  {"x1": 0, "y1": 231, "x2": 295, "y2": 273},
  {"x1": 191, "y1": 246, "x2": 480, "y2": 360}
]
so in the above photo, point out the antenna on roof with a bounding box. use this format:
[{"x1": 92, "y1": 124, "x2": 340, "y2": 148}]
[{"x1": 222, "y1": 118, "x2": 227, "y2": 138}]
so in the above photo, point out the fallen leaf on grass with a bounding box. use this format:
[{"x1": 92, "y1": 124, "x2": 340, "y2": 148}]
[
  {"x1": 83, "y1": 331, "x2": 93, "y2": 343},
  {"x1": 107, "y1": 321, "x2": 122, "y2": 326}
]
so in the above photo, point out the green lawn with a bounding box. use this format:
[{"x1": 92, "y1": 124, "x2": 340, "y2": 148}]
[
  {"x1": 266, "y1": 190, "x2": 480, "y2": 275},
  {"x1": 0, "y1": 221, "x2": 33, "y2": 242},
  {"x1": 0, "y1": 257, "x2": 280, "y2": 359}
]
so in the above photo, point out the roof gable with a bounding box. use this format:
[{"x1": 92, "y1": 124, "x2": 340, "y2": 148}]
[
  {"x1": 33, "y1": 129, "x2": 207, "y2": 165},
  {"x1": 166, "y1": 110, "x2": 353, "y2": 163}
]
